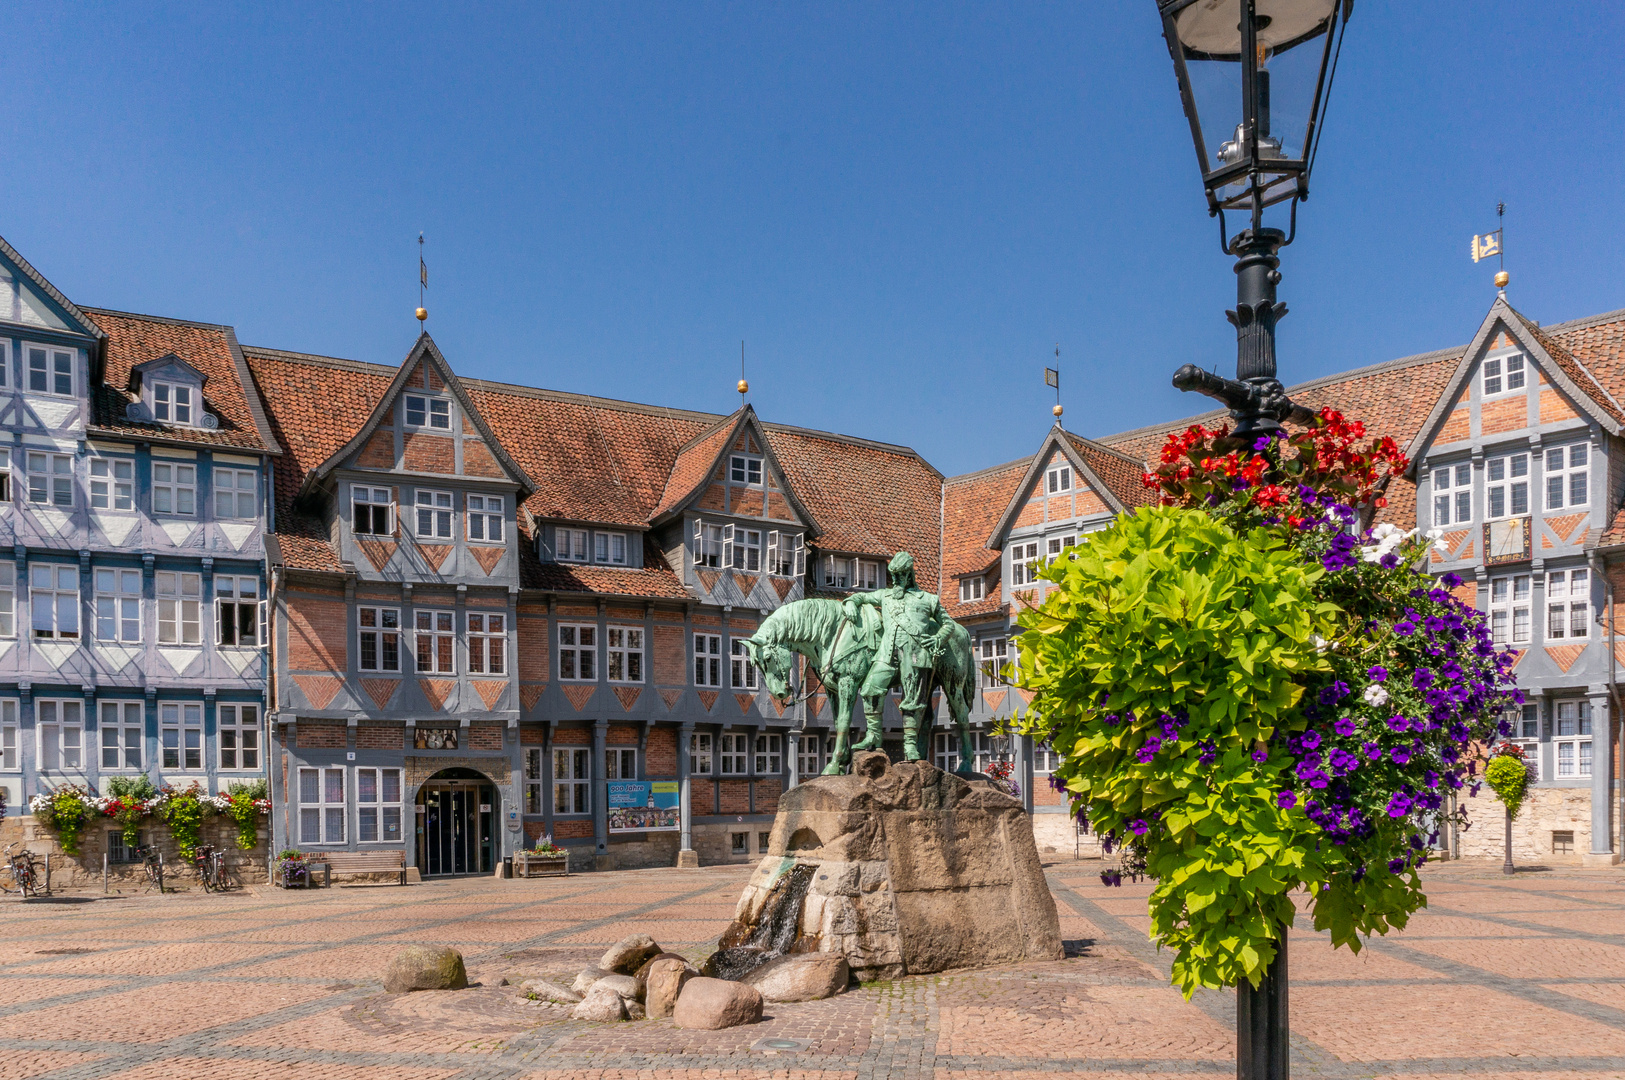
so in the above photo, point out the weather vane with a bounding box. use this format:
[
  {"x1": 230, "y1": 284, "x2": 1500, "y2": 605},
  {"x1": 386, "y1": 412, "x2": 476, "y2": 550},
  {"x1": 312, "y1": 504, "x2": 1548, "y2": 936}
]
[
  {"x1": 416, "y1": 233, "x2": 428, "y2": 323},
  {"x1": 737, "y1": 340, "x2": 748, "y2": 402},
  {"x1": 1045, "y1": 345, "x2": 1062, "y2": 420},
  {"x1": 1471, "y1": 203, "x2": 1509, "y2": 294}
]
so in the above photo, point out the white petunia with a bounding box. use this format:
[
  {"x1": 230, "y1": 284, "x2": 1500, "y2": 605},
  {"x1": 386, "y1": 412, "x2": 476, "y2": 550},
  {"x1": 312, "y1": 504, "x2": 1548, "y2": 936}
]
[{"x1": 1363, "y1": 684, "x2": 1390, "y2": 706}]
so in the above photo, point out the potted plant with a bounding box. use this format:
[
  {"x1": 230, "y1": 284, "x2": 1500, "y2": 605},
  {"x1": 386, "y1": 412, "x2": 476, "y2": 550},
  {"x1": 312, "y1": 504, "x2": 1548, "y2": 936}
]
[
  {"x1": 516, "y1": 836, "x2": 569, "y2": 878},
  {"x1": 275, "y1": 849, "x2": 310, "y2": 889},
  {"x1": 1485, "y1": 743, "x2": 1531, "y2": 874}
]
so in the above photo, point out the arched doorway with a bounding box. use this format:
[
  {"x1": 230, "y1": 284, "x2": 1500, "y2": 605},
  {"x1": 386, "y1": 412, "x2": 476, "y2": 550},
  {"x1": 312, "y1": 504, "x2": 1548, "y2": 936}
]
[{"x1": 417, "y1": 767, "x2": 497, "y2": 876}]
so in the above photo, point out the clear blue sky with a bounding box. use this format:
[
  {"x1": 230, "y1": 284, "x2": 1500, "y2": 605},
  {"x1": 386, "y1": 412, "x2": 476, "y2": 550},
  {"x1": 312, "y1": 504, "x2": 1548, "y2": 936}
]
[{"x1": 3, "y1": 3, "x2": 1621, "y2": 475}]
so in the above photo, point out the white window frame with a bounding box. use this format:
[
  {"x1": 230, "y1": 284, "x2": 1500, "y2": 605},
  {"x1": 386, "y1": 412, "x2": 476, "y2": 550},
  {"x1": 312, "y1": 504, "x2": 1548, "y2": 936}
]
[
  {"x1": 150, "y1": 380, "x2": 195, "y2": 426},
  {"x1": 823, "y1": 555, "x2": 852, "y2": 589},
  {"x1": 216, "y1": 575, "x2": 262, "y2": 648},
  {"x1": 1033, "y1": 739, "x2": 1059, "y2": 774},
  {"x1": 932, "y1": 731, "x2": 961, "y2": 772},
  {"x1": 695, "y1": 632, "x2": 723, "y2": 687},
  {"x1": 524, "y1": 748, "x2": 545, "y2": 814},
  {"x1": 25, "y1": 343, "x2": 73, "y2": 397},
  {"x1": 151, "y1": 461, "x2": 195, "y2": 516},
  {"x1": 978, "y1": 637, "x2": 1009, "y2": 689},
  {"x1": 27, "y1": 452, "x2": 73, "y2": 508},
  {"x1": 30, "y1": 563, "x2": 79, "y2": 640},
  {"x1": 1486, "y1": 453, "x2": 1530, "y2": 520},
  {"x1": 557, "y1": 527, "x2": 588, "y2": 562},
  {"x1": 558, "y1": 623, "x2": 597, "y2": 681},
  {"x1": 214, "y1": 468, "x2": 257, "y2": 520},
  {"x1": 1010, "y1": 541, "x2": 1041, "y2": 587},
  {"x1": 0, "y1": 563, "x2": 13, "y2": 639},
  {"x1": 218, "y1": 703, "x2": 259, "y2": 771},
  {"x1": 467, "y1": 611, "x2": 507, "y2": 675},
  {"x1": 730, "y1": 638, "x2": 758, "y2": 690},
  {"x1": 89, "y1": 457, "x2": 134, "y2": 512},
  {"x1": 403, "y1": 394, "x2": 452, "y2": 430},
  {"x1": 1431, "y1": 462, "x2": 1473, "y2": 527},
  {"x1": 159, "y1": 701, "x2": 204, "y2": 771},
  {"x1": 1045, "y1": 464, "x2": 1072, "y2": 494},
  {"x1": 730, "y1": 455, "x2": 763, "y2": 485},
  {"x1": 37, "y1": 699, "x2": 83, "y2": 772},
  {"x1": 156, "y1": 571, "x2": 202, "y2": 645},
  {"x1": 298, "y1": 766, "x2": 346, "y2": 844},
  {"x1": 733, "y1": 528, "x2": 762, "y2": 572},
  {"x1": 1554, "y1": 700, "x2": 1592, "y2": 778},
  {"x1": 767, "y1": 531, "x2": 805, "y2": 578},
  {"x1": 0, "y1": 446, "x2": 10, "y2": 504},
  {"x1": 467, "y1": 494, "x2": 504, "y2": 543},
  {"x1": 606, "y1": 625, "x2": 643, "y2": 683},
  {"x1": 690, "y1": 731, "x2": 714, "y2": 775},
  {"x1": 94, "y1": 567, "x2": 141, "y2": 643},
  {"x1": 796, "y1": 735, "x2": 829, "y2": 780},
  {"x1": 1544, "y1": 443, "x2": 1590, "y2": 512},
  {"x1": 554, "y1": 746, "x2": 591, "y2": 815},
  {"x1": 719, "y1": 732, "x2": 749, "y2": 775},
  {"x1": 694, "y1": 521, "x2": 724, "y2": 568},
  {"x1": 754, "y1": 733, "x2": 782, "y2": 774},
  {"x1": 1046, "y1": 534, "x2": 1077, "y2": 563},
  {"x1": 1547, "y1": 568, "x2": 1591, "y2": 641},
  {"x1": 1510, "y1": 703, "x2": 1540, "y2": 781},
  {"x1": 1482, "y1": 353, "x2": 1526, "y2": 397},
  {"x1": 99, "y1": 700, "x2": 144, "y2": 771},
  {"x1": 358, "y1": 606, "x2": 401, "y2": 672},
  {"x1": 352, "y1": 486, "x2": 393, "y2": 535},
  {"x1": 854, "y1": 559, "x2": 880, "y2": 590},
  {"x1": 356, "y1": 766, "x2": 403, "y2": 844},
  {"x1": 595, "y1": 530, "x2": 628, "y2": 565},
  {"x1": 414, "y1": 489, "x2": 453, "y2": 539},
  {"x1": 1489, "y1": 574, "x2": 1531, "y2": 645},
  {"x1": 608, "y1": 746, "x2": 637, "y2": 780},
  {"x1": 0, "y1": 699, "x2": 17, "y2": 771},
  {"x1": 959, "y1": 575, "x2": 986, "y2": 603},
  {"x1": 415, "y1": 609, "x2": 456, "y2": 674}
]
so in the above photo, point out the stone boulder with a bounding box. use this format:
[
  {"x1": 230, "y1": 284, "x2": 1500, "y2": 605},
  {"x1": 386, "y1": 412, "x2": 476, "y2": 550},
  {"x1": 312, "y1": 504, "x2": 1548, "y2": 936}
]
[
  {"x1": 383, "y1": 945, "x2": 468, "y2": 993},
  {"x1": 643, "y1": 957, "x2": 694, "y2": 1018},
  {"x1": 520, "y1": 978, "x2": 581, "y2": 1004},
  {"x1": 673, "y1": 976, "x2": 763, "y2": 1030},
  {"x1": 599, "y1": 934, "x2": 662, "y2": 974},
  {"x1": 572, "y1": 966, "x2": 612, "y2": 994},
  {"x1": 594, "y1": 973, "x2": 640, "y2": 1000},
  {"x1": 719, "y1": 752, "x2": 1063, "y2": 980},
  {"x1": 633, "y1": 951, "x2": 692, "y2": 995},
  {"x1": 570, "y1": 981, "x2": 628, "y2": 1022},
  {"x1": 743, "y1": 953, "x2": 850, "y2": 1002}
]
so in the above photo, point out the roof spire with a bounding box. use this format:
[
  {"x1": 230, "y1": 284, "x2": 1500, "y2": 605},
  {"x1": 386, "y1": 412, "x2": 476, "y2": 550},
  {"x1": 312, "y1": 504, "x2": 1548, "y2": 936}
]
[
  {"x1": 416, "y1": 233, "x2": 429, "y2": 324},
  {"x1": 737, "y1": 340, "x2": 749, "y2": 403},
  {"x1": 1045, "y1": 346, "x2": 1062, "y2": 424}
]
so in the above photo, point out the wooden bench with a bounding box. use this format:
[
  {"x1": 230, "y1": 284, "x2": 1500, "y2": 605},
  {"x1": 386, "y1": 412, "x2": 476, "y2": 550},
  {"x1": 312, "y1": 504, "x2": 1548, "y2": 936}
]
[{"x1": 309, "y1": 850, "x2": 408, "y2": 887}]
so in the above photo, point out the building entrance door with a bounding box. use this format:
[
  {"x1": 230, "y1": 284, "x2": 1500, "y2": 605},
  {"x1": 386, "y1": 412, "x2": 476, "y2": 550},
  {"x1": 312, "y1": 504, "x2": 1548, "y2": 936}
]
[{"x1": 417, "y1": 772, "x2": 494, "y2": 876}]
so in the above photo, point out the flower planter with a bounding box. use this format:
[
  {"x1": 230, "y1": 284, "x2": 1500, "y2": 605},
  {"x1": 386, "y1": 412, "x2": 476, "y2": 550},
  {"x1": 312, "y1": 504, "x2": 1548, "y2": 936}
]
[{"x1": 514, "y1": 851, "x2": 569, "y2": 878}]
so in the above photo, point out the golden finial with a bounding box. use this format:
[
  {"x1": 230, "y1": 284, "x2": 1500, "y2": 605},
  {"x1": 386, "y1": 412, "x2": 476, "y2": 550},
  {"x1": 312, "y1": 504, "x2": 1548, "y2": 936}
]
[
  {"x1": 1495, "y1": 270, "x2": 1510, "y2": 289},
  {"x1": 738, "y1": 340, "x2": 748, "y2": 401},
  {"x1": 416, "y1": 307, "x2": 428, "y2": 322},
  {"x1": 1052, "y1": 403, "x2": 1064, "y2": 417},
  {"x1": 738, "y1": 379, "x2": 749, "y2": 396}
]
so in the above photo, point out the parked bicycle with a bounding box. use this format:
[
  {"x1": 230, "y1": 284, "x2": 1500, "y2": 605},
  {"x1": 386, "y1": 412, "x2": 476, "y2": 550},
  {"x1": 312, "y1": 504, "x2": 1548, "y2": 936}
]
[
  {"x1": 133, "y1": 844, "x2": 164, "y2": 893},
  {"x1": 193, "y1": 845, "x2": 230, "y2": 892},
  {"x1": 1, "y1": 842, "x2": 42, "y2": 897}
]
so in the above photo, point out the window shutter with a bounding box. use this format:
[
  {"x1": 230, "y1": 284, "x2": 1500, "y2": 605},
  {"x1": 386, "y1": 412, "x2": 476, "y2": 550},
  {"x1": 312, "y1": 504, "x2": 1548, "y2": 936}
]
[
  {"x1": 258, "y1": 599, "x2": 269, "y2": 650},
  {"x1": 692, "y1": 519, "x2": 704, "y2": 565},
  {"x1": 722, "y1": 524, "x2": 735, "y2": 569},
  {"x1": 823, "y1": 552, "x2": 833, "y2": 585},
  {"x1": 793, "y1": 535, "x2": 805, "y2": 577},
  {"x1": 767, "y1": 530, "x2": 779, "y2": 571}
]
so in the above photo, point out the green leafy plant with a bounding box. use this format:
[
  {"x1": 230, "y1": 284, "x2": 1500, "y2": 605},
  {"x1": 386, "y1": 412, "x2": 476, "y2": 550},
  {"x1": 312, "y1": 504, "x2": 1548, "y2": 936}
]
[
  {"x1": 157, "y1": 784, "x2": 207, "y2": 860},
  {"x1": 224, "y1": 780, "x2": 271, "y2": 851},
  {"x1": 103, "y1": 775, "x2": 158, "y2": 846},
  {"x1": 32, "y1": 785, "x2": 96, "y2": 856},
  {"x1": 531, "y1": 836, "x2": 565, "y2": 856},
  {"x1": 1485, "y1": 746, "x2": 1530, "y2": 821}
]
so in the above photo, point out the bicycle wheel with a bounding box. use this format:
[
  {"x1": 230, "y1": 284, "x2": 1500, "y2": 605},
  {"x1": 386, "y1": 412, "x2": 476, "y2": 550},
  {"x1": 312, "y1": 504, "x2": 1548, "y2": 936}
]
[{"x1": 0, "y1": 864, "x2": 15, "y2": 894}]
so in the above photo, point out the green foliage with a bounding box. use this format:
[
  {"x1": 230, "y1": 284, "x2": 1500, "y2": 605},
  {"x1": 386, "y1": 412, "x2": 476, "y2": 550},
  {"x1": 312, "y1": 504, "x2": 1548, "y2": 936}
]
[
  {"x1": 158, "y1": 787, "x2": 207, "y2": 860},
  {"x1": 105, "y1": 774, "x2": 158, "y2": 801},
  {"x1": 224, "y1": 786, "x2": 268, "y2": 851},
  {"x1": 1485, "y1": 754, "x2": 1530, "y2": 821},
  {"x1": 41, "y1": 786, "x2": 95, "y2": 856}
]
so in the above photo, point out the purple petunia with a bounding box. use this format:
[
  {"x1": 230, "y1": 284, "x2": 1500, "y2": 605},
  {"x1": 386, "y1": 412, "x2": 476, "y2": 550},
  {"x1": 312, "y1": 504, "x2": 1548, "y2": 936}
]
[
  {"x1": 1251, "y1": 748, "x2": 1268, "y2": 763},
  {"x1": 1277, "y1": 790, "x2": 1297, "y2": 809},
  {"x1": 1129, "y1": 818, "x2": 1149, "y2": 836},
  {"x1": 1334, "y1": 717, "x2": 1356, "y2": 737},
  {"x1": 1390, "y1": 746, "x2": 1412, "y2": 765},
  {"x1": 1301, "y1": 729, "x2": 1322, "y2": 750},
  {"x1": 1395, "y1": 621, "x2": 1416, "y2": 637},
  {"x1": 1386, "y1": 792, "x2": 1413, "y2": 818},
  {"x1": 1367, "y1": 665, "x2": 1389, "y2": 683},
  {"x1": 1412, "y1": 668, "x2": 1436, "y2": 690},
  {"x1": 1387, "y1": 714, "x2": 1409, "y2": 733},
  {"x1": 1364, "y1": 741, "x2": 1383, "y2": 761},
  {"x1": 1319, "y1": 681, "x2": 1350, "y2": 705}
]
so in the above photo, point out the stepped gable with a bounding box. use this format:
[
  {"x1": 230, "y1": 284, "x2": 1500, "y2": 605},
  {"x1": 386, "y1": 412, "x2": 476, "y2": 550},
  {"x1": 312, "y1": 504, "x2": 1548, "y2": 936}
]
[
  {"x1": 940, "y1": 458, "x2": 1026, "y2": 620},
  {"x1": 86, "y1": 309, "x2": 281, "y2": 453}
]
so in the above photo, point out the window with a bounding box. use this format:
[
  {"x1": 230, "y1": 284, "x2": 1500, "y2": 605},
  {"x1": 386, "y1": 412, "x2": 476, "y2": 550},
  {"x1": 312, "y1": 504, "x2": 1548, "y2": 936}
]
[
  {"x1": 1510, "y1": 703, "x2": 1540, "y2": 781},
  {"x1": 404, "y1": 394, "x2": 451, "y2": 429},
  {"x1": 731, "y1": 639, "x2": 758, "y2": 690},
  {"x1": 356, "y1": 767, "x2": 403, "y2": 843},
  {"x1": 1489, "y1": 575, "x2": 1531, "y2": 645},
  {"x1": 594, "y1": 530, "x2": 627, "y2": 564},
  {"x1": 218, "y1": 703, "x2": 259, "y2": 770},
  {"x1": 855, "y1": 560, "x2": 880, "y2": 590},
  {"x1": 959, "y1": 576, "x2": 985, "y2": 603},
  {"x1": 1544, "y1": 444, "x2": 1589, "y2": 511},
  {"x1": 151, "y1": 381, "x2": 194, "y2": 425},
  {"x1": 608, "y1": 747, "x2": 637, "y2": 780},
  {"x1": 1482, "y1": 354, "x2": 1525, "y2": 396},
  {"x1": 0, "y1": 700, "x2": 15, "y2": 770},
  {"x1": 695, "y1": 633, "x2": 723, "y2": 687},
  {"x1": 98, "y1": 701, "x2": 144, "y2": 770},
  {"x1": 26, "y1": 344, "x2": 73, "y2": 396},
  {"x1": 524, "y1": 749, "x2": 545, "y2": 814},
  {"x1": 415, "y1": 489, "x2": 453, "y2": 538},
  {"x1": 298, "y1": 767, "x2": 345, "y2": 844},
  {"x1": 558, "y1": 624, "x2": 596, "y2": 680},
  {"x1": 607, "y1": 626, "x2": 643, "y2": 683},
  {"x1": 730, "y1": 455, "x2": 763, "y2": 484},
  {"x1": 108, "y1": 829, "x2": 146, "y2": 864},
  {"x1": 1547, "y1": 568, "x2": 1590, "y2": 640},
  {"x1": 89, "y1": 458, "x2": 133, "y2": 511},
  {"x1": 554, "y1": 747, "x2": 590, "y2": 814},
  {"x1": 0, "y1": 447, "x2": 10, "y2": 503},
  {"x1": 358, "y1": 606, "x2": 401, "y2": 672},
  {"x1": 731, "y1": 832, "x2": 749, "y2": 855},
  {"x1": 978, "y1": 637, "x2": 1008, "y2": 689},
  {"x1": 151, "y1": 462, "x2": 195, "y2": 516},
  {"x1": 415, "y1": 610, "x2": 455, "y2": 674},
  {"x1": 694, "y1": 522, "x2": 725, "y2": 568},
  {"x1": 823, "y1": 555, "x2": 852, "y2": 589},
  {"x1": 1430, "y1": 463, "x2": 1472, "y2": 527},
  {"x1": 467, "y1": 494, "x2": 504, "y2": 543},
  {"x1": 1010, "y1": 541, "x2": 1041, "y2": 587},
  {"x1": 1552, "y1": 830, "x2": 1575, "y2": 855},
  {"x1": 351, "y1": 486, "x2": 392, "y2": 535},
  {"x1": 731, "y1": 529, "x2": 761, "y2": 572},
  {"x1": 1046, "y1": 535, "x2": 1077, "y2": 562},
  {"x1": 0, "y1": 564, "x2": 12, "y2": 638},
  {"x1": 160, "y1": 702, "x2": 203, "y2": 770},
  {"x1": 27, "y1": 452, "x2": 72, "y2": 507},
  {"x1": 1555, "y1": 700, "x2": 1592, "y2": 778},
  {"x1": 1046, "y1": 464, "x2": 1072, "y2": 494},
  {"x1": 30, "y1": 563, "x2": 79, "y2": 640},
  {"x1": 214, "y1": 469, "x2": 257, "y2": 520},
  {"x1": 557, "y1": 528, "x2": 588, "y2": 562},
  {"x1": 796, "y1": 735, "x2": 831, "y2": 780},
  {"x1": 1033, "y1": 739, "x2": 1059, "y2": 774},
  {"x1": 933, "y1": 731, "x2": 961, "y2": 772},
  {"x1": 1486, "y1": 453, "x2": 1529, "y2": 520},
  {"x1": 94, "y1": 568, "x2": 141, "y2": 642},
  {"x1": 767, "y1": 532, "x2": 805, "y2": 577},
  {"x1": 759, "y1": 831, "x2": 771, "y2": 852},
  {"x1": 467, "y1": 612, "x2": 506, "y2": 674},
  {"x1": 216, "y1": 575, "x2": 261, "y2": 647},
  {"x1": 37, "y1": 699, "x2": 82, "y2": 771},
  {"x1": 754, "y1": 733, "x2": 782, "y2": 774},
  {"x1": 690, "y1": 732, "x2": 713, "y2": 775},
  {"x1": 720, "y1": 733, "x2": 749, "y2": 775},
  {"x1": 156, "y1": 571, "x2": 202, "y2": 644}
]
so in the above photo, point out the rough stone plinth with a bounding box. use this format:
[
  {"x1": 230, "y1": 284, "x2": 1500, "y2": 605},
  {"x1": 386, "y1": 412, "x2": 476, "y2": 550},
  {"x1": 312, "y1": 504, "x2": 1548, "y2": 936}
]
[{"x1": 382, "y1": 945, "x2": 468, "y2": 993}]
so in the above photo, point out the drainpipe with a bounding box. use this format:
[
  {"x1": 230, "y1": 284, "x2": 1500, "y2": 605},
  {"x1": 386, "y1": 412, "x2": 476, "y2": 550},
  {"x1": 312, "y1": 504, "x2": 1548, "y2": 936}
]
[{"x1": 1609, "y1": 562, "x2": 1622, "y2": 858}]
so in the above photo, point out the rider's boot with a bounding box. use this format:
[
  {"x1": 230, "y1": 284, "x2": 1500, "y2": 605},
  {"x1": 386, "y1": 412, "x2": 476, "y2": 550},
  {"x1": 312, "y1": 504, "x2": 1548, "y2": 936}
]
[
  {"x1": 851, "y1": 706, "x2": 885, "y2": 752},
  {"x1": 902, "y1": 711, "x2": 923, "y2": 761}
]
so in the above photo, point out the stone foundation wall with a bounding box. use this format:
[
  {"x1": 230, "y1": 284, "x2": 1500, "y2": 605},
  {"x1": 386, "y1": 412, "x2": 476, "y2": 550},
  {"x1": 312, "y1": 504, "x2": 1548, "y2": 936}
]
[
  {"x1": 0, "y1": 816, "x2": 270, "y2": 888},
  {"x1": 1031, "y1": 812, "x2": 1105, "y2": 858},
  {"x1": 1454, "y1": 787, "x2": 1594, "y2": 863}
]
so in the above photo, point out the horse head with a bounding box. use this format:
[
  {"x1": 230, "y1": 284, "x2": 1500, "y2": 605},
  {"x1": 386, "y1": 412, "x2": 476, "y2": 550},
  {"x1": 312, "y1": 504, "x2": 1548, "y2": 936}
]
[{"x1": 745, "y1": 637, "x2": 795, "y2": 701}]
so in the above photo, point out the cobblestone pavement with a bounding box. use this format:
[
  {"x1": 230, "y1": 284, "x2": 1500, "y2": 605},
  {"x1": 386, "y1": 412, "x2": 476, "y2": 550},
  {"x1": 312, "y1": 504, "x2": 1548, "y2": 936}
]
[{"x1": 4, "y1": 858, "x2": 1625, "y2": 1078}]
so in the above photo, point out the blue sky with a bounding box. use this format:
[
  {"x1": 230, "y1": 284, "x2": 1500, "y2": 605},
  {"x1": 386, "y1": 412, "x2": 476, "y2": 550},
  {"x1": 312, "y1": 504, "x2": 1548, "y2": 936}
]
[{"x1": 3, "y1": 3, "x2": 1621, "y2": 475}]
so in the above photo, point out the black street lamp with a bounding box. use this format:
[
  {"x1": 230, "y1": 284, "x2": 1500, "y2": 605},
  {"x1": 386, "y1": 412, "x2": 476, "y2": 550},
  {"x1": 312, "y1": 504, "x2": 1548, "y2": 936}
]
[
  {"x1": 1159, "y1": 0, "x2": 1352, "y2": 450},
  {"x1": 1154, "y1": 2, "x2": 1352, "y2": 1078}
]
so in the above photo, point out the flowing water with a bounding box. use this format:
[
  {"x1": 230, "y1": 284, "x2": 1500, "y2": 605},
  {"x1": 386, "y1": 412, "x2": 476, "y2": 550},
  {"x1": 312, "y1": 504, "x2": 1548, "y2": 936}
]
[{"x1": 703, "y1": 862, "x2": 818, "y2": 981}]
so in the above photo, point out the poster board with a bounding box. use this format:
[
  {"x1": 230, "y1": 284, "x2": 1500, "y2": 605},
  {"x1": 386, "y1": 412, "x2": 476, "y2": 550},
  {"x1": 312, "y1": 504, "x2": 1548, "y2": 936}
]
[{"x1": 608, "y1": 780, "x2": 680, "y2": 833}]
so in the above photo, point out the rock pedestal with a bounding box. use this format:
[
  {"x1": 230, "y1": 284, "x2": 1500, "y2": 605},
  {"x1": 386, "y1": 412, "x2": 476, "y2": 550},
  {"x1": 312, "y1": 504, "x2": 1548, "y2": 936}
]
[{"x1": 718, "y1": 751, "x2": 1063, "y2": 981}]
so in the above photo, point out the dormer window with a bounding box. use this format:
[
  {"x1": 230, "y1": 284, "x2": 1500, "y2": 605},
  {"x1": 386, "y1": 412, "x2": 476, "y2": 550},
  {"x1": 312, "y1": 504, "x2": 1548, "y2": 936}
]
[
  {"x1": 152, "y1": 381, "x2": 193, "y2": 425},
  {"x1": 730, "y1": 455, "x2": 762, "y2": 484},
  {"x1": 404, "y1": 395, "x2": 451, "y2": 430},
  {"x1": 959, "y1": 575, "x2": 985, "y2": 602},
  {"x1": 26, "y1": 344, "x2": 73, "y2": 397},
  {"x1": 1046, "y1": 465, "x2": 1072, "y2": 494}
]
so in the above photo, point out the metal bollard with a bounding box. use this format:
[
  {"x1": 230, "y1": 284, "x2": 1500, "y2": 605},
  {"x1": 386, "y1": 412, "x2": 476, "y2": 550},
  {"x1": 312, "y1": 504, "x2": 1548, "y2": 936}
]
[{"x1": 103, "y1": 851, "x2": 109, "y2": 894}]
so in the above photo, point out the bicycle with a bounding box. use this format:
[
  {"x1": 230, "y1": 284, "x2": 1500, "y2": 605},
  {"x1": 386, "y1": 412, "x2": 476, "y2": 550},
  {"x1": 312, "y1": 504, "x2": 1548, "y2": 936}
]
[
  {"x1": 1, "y1": 842, "x2": 41, "y2": 898},
  {"x1": 134, "y1": 844, "x2": 164, "y2": 893},
  {"x1": 193, "y1": 846, "x2": 230, "y2": 892}
]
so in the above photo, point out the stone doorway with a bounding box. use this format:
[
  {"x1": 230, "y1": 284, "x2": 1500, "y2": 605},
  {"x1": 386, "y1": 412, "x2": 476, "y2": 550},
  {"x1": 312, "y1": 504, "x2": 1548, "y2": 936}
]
[{"x1": 417, "y1": 767, "x2": 496, "y2": 876}]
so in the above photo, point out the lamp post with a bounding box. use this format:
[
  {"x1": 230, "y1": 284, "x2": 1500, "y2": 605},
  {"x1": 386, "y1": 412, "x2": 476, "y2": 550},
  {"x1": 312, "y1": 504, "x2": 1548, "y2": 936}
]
[{"x1": 1154, "y1": 2, "x2": 1352, "y2": 1077}]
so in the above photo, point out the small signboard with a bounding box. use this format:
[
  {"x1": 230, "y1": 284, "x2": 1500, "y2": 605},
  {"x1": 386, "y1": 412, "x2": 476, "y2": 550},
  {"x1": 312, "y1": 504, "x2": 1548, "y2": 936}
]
[{"x1": 608, "y1": 780, "x2": 680, "y2": 833}]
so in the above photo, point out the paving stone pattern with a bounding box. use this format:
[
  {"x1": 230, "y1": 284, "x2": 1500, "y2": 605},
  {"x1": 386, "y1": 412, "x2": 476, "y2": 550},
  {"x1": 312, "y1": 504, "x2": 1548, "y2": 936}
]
[{"x1": 3, "y1": 859, "x2": 1625, "y2": 1078}]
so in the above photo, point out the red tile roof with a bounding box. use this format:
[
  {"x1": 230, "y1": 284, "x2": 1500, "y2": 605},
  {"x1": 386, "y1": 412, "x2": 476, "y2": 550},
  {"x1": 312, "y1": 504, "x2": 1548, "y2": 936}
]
[
  {"x1": 1062, "y1": 431, "x2": 1155, "y2": 510},
  {"x1": 940, "y1": 458, "x2": 1026, "y2": 620},
  {"x1": 651, "y1": 415, "x2": 739, "y2": 520}
]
